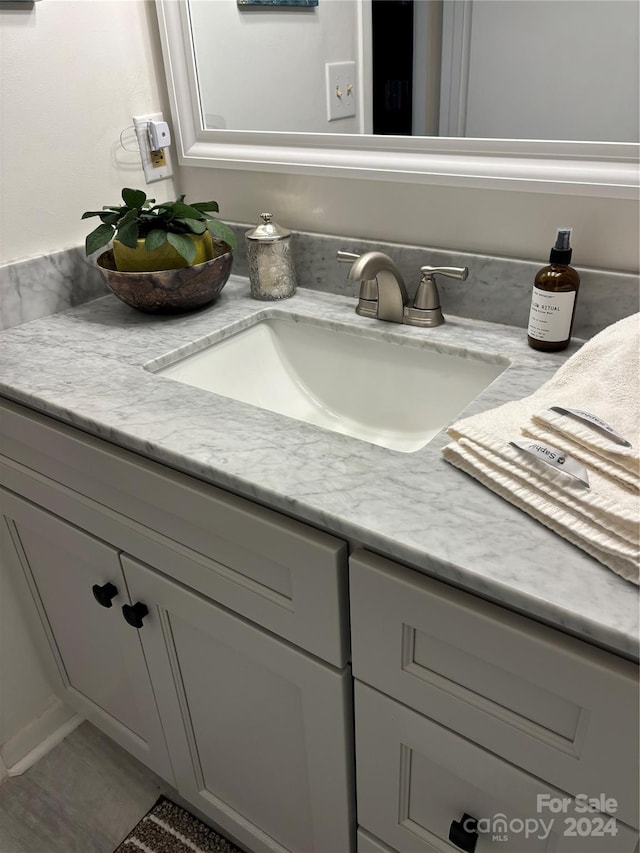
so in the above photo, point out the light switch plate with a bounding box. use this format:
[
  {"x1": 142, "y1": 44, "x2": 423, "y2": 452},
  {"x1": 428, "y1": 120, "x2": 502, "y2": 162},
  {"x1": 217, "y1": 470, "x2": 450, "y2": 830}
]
[{"x1": 325, "y1": 61, "x2": 357, "y2": 122}]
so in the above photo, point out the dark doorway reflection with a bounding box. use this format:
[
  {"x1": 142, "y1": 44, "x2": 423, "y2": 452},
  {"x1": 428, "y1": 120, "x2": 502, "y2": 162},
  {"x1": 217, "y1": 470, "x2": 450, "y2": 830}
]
[{"x1": 372, "y1": 0, "x2": 414, "y2": 135}]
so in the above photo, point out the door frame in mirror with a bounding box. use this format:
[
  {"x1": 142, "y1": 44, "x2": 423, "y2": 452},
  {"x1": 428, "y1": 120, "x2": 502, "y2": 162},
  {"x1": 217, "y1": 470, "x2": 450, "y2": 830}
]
[{"x1": 156, "y1": 0, "x2": 639, "y2": 200}]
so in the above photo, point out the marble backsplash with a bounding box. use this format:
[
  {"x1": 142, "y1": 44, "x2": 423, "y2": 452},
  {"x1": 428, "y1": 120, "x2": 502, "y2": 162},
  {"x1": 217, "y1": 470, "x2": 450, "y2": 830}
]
[
  {"x1": 1, "y1": 226, "x2": 638, "y2": 336},
  {"x1": 0, "y1": 247, "x2": 108, "y2": 331}
]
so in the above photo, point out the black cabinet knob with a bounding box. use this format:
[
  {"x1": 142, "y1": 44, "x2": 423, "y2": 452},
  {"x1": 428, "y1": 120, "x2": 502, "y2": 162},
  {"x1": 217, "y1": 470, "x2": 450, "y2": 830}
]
[
  {"x1": 449, "y1": 814, "x2": 478, "y2": 853},
  {"x1": 122, "y1": 602, "x2": 149, "y2": 629},
  {"x1": 92, "y1": 582, "x2": 118, "y2": 608}
]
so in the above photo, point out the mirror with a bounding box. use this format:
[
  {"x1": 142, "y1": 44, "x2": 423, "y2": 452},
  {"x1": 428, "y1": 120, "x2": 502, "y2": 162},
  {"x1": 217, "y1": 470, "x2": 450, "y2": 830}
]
[
  {"x1": 188, "y1": 0, "x2": 638, "y2": 143},
  {"x1": 155, "y1": 0, "x2": 639, "y2": 197}
]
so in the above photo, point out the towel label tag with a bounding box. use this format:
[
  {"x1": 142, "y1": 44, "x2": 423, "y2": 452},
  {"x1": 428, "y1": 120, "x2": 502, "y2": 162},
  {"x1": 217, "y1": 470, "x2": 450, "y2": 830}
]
[
  {"x1": 510, "y1": 439, "x2": 590, "y2": 487},
  {"x1": 549, "y1": 406, "x2": 631, "y2": 447}
]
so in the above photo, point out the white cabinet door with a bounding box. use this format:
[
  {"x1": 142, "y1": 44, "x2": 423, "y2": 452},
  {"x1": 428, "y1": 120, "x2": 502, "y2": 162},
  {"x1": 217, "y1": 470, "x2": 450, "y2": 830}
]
[
  {"x1": 121, "y1": 553, "x2": 355, "y2": 853},
  {"x1": 0, "y1": 491, "x2": 174, "y2": 783}
]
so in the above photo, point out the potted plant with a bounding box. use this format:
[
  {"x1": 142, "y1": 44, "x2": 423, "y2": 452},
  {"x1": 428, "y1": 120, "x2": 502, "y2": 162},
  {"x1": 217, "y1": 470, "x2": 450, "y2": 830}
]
[
  {"x1": 83, "y1": 188, "x2": 238, "y2": 313},
  {"x1": 83, "y1": 187, "x2": 237, "y2": 271}
]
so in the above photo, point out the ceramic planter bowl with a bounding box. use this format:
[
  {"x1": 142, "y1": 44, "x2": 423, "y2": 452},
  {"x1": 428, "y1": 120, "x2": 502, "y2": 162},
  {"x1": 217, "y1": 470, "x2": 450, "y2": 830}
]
[{"x1": 96, "y1": 239, "x2": 233, "y2": 314}]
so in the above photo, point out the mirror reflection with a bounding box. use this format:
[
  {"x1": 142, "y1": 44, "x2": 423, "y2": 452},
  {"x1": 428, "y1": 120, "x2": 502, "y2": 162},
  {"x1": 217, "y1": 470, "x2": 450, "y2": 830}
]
[{"x1": 188, "y1": 0, "x2": 639, "y2": 143}]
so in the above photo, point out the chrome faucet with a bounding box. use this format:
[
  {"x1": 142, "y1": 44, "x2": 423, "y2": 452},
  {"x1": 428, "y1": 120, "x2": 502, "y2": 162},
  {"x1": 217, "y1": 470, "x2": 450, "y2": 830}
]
[
  {"x1": 337, "y1": 250, "x2": 408, "y2": 323},
  {"x1": 337, "y1": 250, "x2": 468, "y2": 327}
]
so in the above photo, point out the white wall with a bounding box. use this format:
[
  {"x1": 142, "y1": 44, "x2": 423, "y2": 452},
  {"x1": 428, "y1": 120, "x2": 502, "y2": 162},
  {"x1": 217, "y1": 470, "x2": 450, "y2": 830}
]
[
  {"x1": 180, "y1": 168, "x2": 639, "y2": 273},
  {"x1": 190, "y1": 0, "x2": 361, "y2": 133},
  {"x1": 0, "y1": 0, "x2": 176, "y2": 763},
  {"x1": 0, "y1": 0, "x2": 177, "y2": 264},
  {"x1": 1, "y1": 0, "x2": 636, "y2": 272},
  {"x1": 464, "y1": 0, "x2": 639, "y2": 142}
]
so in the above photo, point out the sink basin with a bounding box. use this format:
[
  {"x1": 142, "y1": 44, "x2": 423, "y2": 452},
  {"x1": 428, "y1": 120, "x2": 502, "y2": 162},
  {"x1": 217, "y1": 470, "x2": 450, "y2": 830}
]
[{"x1": 149, "y1": 316, "x2": 508, "y2": 452}]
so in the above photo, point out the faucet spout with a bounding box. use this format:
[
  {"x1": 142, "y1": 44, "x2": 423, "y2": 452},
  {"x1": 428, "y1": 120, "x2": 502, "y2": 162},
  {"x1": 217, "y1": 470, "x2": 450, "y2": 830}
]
[{"x1": 346, "y1": 252, "x2": 408, "y2": 324}]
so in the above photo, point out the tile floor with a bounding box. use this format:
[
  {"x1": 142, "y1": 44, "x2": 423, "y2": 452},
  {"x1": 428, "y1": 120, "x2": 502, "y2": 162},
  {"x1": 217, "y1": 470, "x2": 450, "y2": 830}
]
[{"x1": 0, "y1": 722, "x2": 169, "y2": 853}]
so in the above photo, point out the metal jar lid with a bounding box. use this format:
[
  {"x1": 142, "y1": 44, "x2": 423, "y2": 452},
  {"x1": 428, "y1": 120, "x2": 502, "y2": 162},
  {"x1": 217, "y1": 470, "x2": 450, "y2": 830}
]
[{"x1": 245, "y1": 212, "x2": 291, "y2": 242}]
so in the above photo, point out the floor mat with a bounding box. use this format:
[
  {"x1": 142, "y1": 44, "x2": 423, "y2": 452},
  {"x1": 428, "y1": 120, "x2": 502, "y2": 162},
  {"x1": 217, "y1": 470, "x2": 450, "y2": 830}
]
[{"x1": 115, "y1": 795, "x2": 245, "y2": 853}]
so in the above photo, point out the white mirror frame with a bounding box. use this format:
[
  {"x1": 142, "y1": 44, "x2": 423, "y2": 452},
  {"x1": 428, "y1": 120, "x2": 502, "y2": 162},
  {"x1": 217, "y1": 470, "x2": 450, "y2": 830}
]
[{"x1": 156, "y1": 0, "x2": 639, "y2": 200}]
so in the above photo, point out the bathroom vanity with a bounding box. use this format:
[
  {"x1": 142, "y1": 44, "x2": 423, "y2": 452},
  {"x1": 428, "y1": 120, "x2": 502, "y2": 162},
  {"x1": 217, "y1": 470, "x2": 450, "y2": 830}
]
[{"x1": 0, "y1": 281, "x2": 638, "y2": 853}]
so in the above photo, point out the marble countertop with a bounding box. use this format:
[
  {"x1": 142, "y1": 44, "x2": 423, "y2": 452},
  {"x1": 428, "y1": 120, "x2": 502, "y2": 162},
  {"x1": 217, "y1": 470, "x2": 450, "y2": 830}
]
[{"x1": 0, "y1": 278, "x2": 637, "y2": 660}]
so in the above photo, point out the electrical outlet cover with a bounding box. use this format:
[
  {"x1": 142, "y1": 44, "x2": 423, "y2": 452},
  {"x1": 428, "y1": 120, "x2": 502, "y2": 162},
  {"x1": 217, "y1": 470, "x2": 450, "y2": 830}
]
[{"x1": 133, "y1": 113, "x2": 173, "y2": 184}]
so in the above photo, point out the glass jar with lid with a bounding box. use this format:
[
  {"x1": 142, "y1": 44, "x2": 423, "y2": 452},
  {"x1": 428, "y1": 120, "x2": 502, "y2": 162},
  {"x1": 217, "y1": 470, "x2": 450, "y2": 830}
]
[{"x1": 245, "y1": 213, "x2": 297, "y2": 300}]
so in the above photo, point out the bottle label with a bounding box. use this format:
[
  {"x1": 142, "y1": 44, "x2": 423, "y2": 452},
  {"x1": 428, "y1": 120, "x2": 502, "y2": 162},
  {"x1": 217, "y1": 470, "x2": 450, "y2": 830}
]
[
  {"x1": 510, "y1": 439, "x2": 590, "y2": 486},
  {"x1": 527, "y1": 286, "x2": 576, "y2": 342}
]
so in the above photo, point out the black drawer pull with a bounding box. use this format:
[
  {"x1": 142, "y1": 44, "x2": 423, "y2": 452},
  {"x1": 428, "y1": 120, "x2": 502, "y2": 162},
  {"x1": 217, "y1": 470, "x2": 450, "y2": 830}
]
[
  {"x1": 122, "y1": 602, "x2": 149, "y2": 629},
  {"x1": 449, "y1": 813, "x2": 478, "y2": 853},
  {"x1": 92, "y1": 582, "x2": 118, "y2": 608}
]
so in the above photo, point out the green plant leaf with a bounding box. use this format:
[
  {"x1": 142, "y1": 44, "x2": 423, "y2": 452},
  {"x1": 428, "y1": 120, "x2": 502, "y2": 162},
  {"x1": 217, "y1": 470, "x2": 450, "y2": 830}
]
[
  {"x1": 175, "y1": 218, "x2": 207, "y2": 235},
  {"x1": 138, "y1": 211, "x2": 163, "y2": 226},
  {"x1": 98, "y1": 212, "x2": 120, "y2": 226},
  {"x1": 81, "y1": 205, "x2": 123, "y2": 217},
  {"x1": 148, "y1": 206, "x2": 170, "y2": 219},
  {"x1": 121, "y1": 188, "x2": 147, "y2": 209},
  {"x1": 145, "y1": 229, "x2": 168, "y2": 252},
  {"x1": 85, "y1": 223, "x2": 114, "y2": 256},
  {"x1": 191, "y1": 200, "x2": 219, "y2": 214},
  {"x1": 167, "y1": 231, "x2": 197, "y2": 265},
  {"x1": 208, "y1": 219, "x2": 237, "y2": 250},
  {"x1": 116, "y1": 218, "x2": 140, "y2": 248},
  {"x1": 119, "y1": 208, "x2": 139, "y2": 224},
  {"x1": 148, "y1": 203, "x2": 172, "y2": 218},
  {"x1": 170, "y1": 202, "x2": 207, "y2": 220}
]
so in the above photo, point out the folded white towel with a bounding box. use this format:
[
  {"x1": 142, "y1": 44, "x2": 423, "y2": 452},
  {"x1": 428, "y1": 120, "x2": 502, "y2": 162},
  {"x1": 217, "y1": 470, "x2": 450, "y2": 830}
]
[
  {"x1": 443, "y1": 439, "x2": 638, "y2": 583},
  {"x1": 523, "y1": 416, "x2": 638, "y2": 492},
  {"x1": 525, "y1": 312, "x2": 639, "y2": 482},
  {"x1": 446, "y1": 405, "x2": 638, "y2": 546},
  {"x1": 443, "y1": 312, "x2": 640, "y2": 585}
]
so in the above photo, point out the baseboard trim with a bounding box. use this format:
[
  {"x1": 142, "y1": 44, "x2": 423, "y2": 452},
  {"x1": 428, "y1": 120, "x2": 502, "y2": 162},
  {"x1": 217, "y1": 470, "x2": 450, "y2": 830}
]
[{"x1": 2, "y1": 698, "x2": 82, "y2": 776}]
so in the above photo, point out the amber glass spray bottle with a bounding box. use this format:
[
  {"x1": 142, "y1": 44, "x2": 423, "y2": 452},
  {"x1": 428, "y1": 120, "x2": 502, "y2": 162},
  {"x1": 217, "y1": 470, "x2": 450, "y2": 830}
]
[{"x1": 527, "y1": 228, "x2": 580, "y2": 352}]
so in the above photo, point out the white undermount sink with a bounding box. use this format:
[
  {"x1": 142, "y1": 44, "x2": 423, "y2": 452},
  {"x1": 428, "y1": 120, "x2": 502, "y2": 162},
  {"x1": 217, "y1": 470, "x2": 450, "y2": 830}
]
[{"x1": 149, "y1": 316, "x2": 508, "y2": 453}]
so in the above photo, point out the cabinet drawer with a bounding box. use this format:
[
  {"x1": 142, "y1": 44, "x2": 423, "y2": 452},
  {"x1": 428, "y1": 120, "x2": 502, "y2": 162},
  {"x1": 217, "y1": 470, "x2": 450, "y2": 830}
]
[
  {"x1": 355, "y1": 682, "x2": 638, "y2": 853},
  {"x1": 0, "y1": 399, "x2": 349, "y2": 666},
  {"x1": 350, "y1": 550, "x2": 639, "y2": 828}
]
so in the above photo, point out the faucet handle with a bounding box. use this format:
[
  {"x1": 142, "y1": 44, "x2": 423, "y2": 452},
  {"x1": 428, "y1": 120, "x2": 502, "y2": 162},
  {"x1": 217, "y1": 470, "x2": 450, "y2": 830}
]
[
  {"x1": 419, "y1": 265, "x2": 469, "y2": 281},
  {"x1": 414, "y1": 266, "x2": 468, "y2": 310},
  {"x1": 405, "y1": 265, "x2": 469, "y2": 327}
]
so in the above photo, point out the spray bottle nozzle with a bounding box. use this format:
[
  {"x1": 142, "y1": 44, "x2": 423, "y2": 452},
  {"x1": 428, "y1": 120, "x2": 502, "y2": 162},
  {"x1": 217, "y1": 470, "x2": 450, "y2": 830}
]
[
  {"x1": 554, "y1": 228, "x2": 572, "y2": 252},
  {"x1": 550, "y1": 227, "x2": 573, "y2": 264}
]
